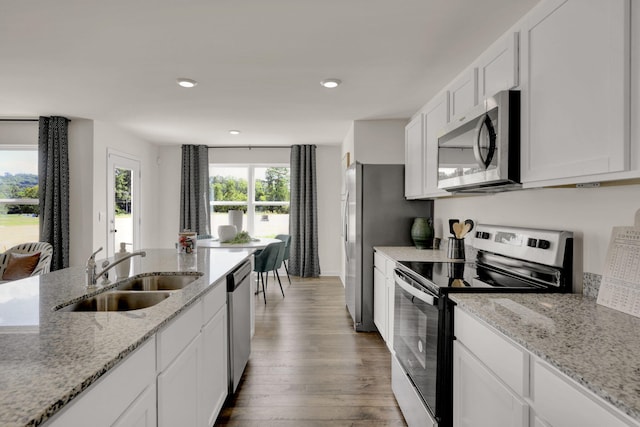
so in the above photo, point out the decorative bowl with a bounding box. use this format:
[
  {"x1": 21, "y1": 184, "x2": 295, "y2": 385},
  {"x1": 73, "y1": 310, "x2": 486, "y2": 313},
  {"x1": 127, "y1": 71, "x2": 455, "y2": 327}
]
[{"x1": 218, "y1": 225, "x2": 237, "y2": 242}]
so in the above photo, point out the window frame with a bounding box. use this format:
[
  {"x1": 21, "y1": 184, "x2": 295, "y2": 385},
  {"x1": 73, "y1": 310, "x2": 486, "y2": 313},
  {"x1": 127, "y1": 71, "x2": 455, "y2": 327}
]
[
  {"x1": 210, "y1": 163, "x2": 290, "y2": 237},
  {"x1": 0, "y1": 145, "x2": 39, "y2": 208}
]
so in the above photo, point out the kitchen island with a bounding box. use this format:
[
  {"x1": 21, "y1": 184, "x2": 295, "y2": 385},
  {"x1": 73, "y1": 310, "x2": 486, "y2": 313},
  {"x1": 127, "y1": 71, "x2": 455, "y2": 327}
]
[{"x1": 0, "y1": 248, "x2": 253, "y2": 427}]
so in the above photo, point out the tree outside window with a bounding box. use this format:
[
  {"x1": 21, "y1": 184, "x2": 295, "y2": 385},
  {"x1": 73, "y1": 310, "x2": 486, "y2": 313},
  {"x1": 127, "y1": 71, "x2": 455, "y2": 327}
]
[{"x1": 210, "y1": 165, "x2": 289, "y2": 238}]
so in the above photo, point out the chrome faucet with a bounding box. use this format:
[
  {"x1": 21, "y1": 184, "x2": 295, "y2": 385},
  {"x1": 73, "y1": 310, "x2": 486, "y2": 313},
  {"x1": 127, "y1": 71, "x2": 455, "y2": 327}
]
[{"x1": 86, "y1": 247, "x2": 146, "y2": 288}]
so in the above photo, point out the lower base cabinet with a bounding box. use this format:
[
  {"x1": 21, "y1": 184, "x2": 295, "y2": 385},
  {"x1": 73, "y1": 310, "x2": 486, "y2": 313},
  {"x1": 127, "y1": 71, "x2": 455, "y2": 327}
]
[
  {"x1": 45, "y1": 277, "x2": 231, "y2": 427},
  {"x1": 454, "y1": 307, "x2": 639, "y2": 427},
  {"x1": 113, "y1": 384, "x2": 157, "y2": 427},
  {"x1": 453, "y1": 341, "x2": 528, "y2": 427}
]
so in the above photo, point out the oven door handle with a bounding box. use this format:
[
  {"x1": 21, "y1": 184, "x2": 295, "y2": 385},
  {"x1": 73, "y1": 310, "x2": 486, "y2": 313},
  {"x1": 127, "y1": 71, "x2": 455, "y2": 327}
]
[{"x1": 394, "y1": 271, "x2": 438, "y2": 306}]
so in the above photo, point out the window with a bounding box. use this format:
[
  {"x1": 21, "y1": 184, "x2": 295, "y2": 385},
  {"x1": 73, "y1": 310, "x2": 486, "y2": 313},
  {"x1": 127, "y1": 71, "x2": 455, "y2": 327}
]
[
  {"x1": 210, "y1": 165, "x2": 290, "y2": 238},
  {"x1": 0, "y1": 146, "x2": 39, "y2": 251}
]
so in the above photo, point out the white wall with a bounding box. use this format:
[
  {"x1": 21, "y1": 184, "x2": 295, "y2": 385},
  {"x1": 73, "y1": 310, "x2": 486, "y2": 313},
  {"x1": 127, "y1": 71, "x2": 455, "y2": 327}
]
[
  {"x1": 68, "y1": 119, "x2": 94, "y2": 266},
  {"x1": 157, "y1": 145, "x2": 343, "y2": 276},
  {"x1": 434, "y1": 184, "x2": 640, "y2": 280},
  {"x1": 91, "y1": 121, "x2": 161, "y2": 259},
  {"x1": 352, "y1": 119, "x2": 408, "y2": 164}
]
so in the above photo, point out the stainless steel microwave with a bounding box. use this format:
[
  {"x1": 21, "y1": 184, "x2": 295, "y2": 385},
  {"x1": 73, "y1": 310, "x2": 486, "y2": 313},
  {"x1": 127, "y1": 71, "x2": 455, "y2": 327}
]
[{"x1": 437, "y1": 90, "x2": 520, "y2": 193}]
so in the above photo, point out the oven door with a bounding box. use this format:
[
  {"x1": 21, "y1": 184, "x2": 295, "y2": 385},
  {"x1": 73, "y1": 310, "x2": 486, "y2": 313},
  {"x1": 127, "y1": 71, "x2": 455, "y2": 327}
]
[{"x1": 393, "y1": 268, "x2": 441, "y2": 419}]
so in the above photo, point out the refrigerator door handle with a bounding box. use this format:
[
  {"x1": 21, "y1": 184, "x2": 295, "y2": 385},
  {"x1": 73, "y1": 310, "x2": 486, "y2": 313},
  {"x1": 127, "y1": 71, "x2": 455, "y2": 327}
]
[{"x1": 343, "y1": 191, "x2": 349, "y2": 261}]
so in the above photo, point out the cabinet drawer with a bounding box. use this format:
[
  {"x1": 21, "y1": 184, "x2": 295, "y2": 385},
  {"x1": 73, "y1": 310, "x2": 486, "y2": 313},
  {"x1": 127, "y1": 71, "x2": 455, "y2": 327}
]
[
  {"x1": 532, "y1": 359, "x2": 637, "y2": 427},
  {"x1": 454, "y1": 307, "x2": 528, "y2": 395},
  {"x1": 203, "y1": 278, "x2": 226, "y2": 324},
  {"x1": 157, "y1": 300, "x2": 203, "y2": 371}
]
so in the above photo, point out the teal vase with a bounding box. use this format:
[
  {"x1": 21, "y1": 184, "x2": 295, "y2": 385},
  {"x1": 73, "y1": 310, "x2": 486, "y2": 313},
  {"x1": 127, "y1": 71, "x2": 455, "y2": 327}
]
[{"x1": 411, "y1": 217, "x2": 434, "y2": 249}]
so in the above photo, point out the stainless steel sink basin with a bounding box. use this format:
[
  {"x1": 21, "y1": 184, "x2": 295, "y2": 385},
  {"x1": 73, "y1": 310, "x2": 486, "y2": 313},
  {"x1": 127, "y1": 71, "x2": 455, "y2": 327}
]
[
  {"x1": 57, "y1": 291, "x2": 172, "y2": 312},
  {"x1": 115, "y1": 272, "x2": 203, "y2": 291}
]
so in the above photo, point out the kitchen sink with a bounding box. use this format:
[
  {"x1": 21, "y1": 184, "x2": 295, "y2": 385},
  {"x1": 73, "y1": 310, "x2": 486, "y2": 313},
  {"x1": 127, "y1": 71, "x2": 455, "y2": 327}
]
[
  {"x1": 57, "y1": 291, "x2": 172, "y2": 312},
  {"x1": 115, "y1": 272, "x2": 203, "y2": 291}
]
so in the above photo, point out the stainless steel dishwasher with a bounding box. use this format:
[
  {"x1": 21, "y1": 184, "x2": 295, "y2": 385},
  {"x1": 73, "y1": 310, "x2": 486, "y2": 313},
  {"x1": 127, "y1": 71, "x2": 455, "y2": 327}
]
[{"x1": 226, "y1": 259, "x2": 252, "y2": 394}]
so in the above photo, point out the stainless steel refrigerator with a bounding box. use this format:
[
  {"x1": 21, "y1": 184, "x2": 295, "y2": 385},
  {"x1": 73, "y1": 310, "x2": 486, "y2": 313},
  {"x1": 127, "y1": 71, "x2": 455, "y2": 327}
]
[{"x1": 344, "y1": 162, "x2": 433, "y2": 331}]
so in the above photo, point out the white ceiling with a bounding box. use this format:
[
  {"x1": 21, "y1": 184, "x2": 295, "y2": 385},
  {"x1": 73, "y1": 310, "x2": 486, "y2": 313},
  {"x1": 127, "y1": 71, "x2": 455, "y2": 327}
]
[{"x1": 0, "y1": 0, "x2": 539, "y2": 147}]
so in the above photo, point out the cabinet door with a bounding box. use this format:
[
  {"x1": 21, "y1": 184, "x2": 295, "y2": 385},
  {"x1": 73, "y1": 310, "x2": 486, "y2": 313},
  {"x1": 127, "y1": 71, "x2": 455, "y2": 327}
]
[
  {"x1": 112, "y1": 384, "x2": 157, "y2": 427},
  {"x1": 521, "y1": 0, "x2": 630, "y2": 184},
  {"x1": 532, "y1": 358, "x2": 636, "y2": 427},
  {"x1": 449, "y1": 68, "x2": 478, "y2": 121},
  {"x1": 453, "y1": 341, "x2": 528, "y2": 427},
  {"x1": 477, "y1": 32, "x2": 519, "y2": 100},
  {"x1": 158, "y1": 336, "x2": 201, "y2": 427},
  {"x1": 200, "y1": 305, "x2": 228, "y2": 427},
  {"x1": 405, "y1": 114, "x2": 424, "y2": 198},
  {"x1": 423, "y1": 92, "x2": 450, "y2": 198},
  {"x1": 373, "y1": 266, "x2": 387, "y2": 340}
]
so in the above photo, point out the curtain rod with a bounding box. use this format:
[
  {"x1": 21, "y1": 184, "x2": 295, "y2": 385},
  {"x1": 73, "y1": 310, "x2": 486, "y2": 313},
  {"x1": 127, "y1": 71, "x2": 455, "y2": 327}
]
[
  {"x1": 0, "y1": 118, "x2": 38, "y2": 122},
  {"x1": 208, "y1": 145, "x2": 291, "y2": 149}
]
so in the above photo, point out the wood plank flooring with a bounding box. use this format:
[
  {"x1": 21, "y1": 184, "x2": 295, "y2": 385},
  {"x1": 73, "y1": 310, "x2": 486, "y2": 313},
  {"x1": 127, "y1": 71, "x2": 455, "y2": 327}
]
[{"x1": 215, "y1": 275, "x2": 407, "y2": 426}]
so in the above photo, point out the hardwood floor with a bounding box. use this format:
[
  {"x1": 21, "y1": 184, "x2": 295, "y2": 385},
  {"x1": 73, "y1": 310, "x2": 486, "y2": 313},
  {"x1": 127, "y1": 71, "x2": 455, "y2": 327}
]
[{"x1": 215, "y1": 275, "x2": 407, "y2": 426}]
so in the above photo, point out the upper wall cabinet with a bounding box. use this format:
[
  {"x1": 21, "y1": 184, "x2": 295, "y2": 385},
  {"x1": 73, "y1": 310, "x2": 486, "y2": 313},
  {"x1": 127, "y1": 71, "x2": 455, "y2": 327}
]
[
  {"x1": 520, "y1": 0, "x2": 631, "y2": 185},
  {"x1": 422, "y1": 92, "x2": 450, "y2": 198},
  {"x1": 405, "y1": 114, "x2": 424, "y2": 199},
  {"x1": 448, "y1": 69, "x2": 478, "y2": 121},
  {"x1": 476, "y1": 32, "x2": 520, "y2": 101}
]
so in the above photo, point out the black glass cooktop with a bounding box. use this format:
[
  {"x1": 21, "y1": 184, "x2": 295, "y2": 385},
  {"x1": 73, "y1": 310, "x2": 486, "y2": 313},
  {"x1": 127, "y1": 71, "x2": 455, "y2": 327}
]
[{"x1": 397, "y1": 260, "x2": 552, "y2": 294}]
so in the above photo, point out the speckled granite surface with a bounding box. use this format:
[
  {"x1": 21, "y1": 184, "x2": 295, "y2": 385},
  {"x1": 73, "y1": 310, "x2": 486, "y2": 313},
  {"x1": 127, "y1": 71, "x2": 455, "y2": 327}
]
[
  {"x1": 451, "y1": 293, "x2": 640, "y2": 422},
  {"x1": 0, "y1": 248, "x2": 253, "y2": 427}
]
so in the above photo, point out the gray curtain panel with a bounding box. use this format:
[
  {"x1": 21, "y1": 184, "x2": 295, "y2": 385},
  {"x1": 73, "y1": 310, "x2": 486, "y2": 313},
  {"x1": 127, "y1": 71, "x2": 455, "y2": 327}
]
[
  {"x1": 289, "y1": 145, "x2": 320, "y2": 277},
  {"x1": 180, "y1": 145, "x2": 211, "y2": 237},
  {"x1": 38, "y1": 116, "x2": 70, "y2": 271}
]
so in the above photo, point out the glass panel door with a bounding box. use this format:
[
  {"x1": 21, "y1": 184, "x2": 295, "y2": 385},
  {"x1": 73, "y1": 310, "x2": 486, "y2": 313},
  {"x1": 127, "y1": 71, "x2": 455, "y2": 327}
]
[{"x1": 107, "y1": 151, "x2": 140, "y2": 258}]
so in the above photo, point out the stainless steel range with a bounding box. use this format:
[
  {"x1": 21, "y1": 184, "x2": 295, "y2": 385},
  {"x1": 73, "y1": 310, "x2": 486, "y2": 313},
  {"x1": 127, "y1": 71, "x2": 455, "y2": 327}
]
[{"x1": 391, "y1": 224, "x2": 574, "y2": 427}]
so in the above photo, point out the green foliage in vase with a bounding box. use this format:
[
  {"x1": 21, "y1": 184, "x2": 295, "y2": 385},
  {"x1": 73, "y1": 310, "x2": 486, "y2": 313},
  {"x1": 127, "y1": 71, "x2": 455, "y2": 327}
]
[{"x1": 222, "y1": 231, "x2": 252, "y2": 244}]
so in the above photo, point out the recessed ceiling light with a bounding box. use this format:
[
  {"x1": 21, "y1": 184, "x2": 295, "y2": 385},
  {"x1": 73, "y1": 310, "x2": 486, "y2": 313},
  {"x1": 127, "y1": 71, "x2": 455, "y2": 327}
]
[
  {"x1": 177, "y1": 78, "x2": 198, "y2": 88},
  {"x1": 320, "y1": 78, "x2": 341, "y2": 89},
  {"x1": 229, "y1": 130, "x2": 241, "y2": 135}
]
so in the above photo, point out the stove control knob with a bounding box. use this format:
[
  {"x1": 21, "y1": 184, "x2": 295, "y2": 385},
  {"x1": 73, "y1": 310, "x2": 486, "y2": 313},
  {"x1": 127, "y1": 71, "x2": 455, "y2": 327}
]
[
  {"x1": 537, "y1": 239, "x2": 551, "y2": 249},
  {"x1": 527, "y1": 238, "x2": 538, "y2": 247}
]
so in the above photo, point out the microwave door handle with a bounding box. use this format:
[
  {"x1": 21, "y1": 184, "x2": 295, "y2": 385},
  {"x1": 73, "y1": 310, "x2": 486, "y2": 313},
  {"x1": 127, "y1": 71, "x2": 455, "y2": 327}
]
[
  {"x1": 472, "y1": 114, "x2": 497, "y2": 169},
  {"x1": 394, "y1": 271, "x2": 438, "y2": 306}
]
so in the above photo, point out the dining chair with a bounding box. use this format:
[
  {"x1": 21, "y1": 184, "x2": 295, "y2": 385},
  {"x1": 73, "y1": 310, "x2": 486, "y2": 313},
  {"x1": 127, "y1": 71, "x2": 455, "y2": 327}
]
[
  {"x1": 253, "y1": 241, "x2": 285, "y2": 304},
  {"x1": 274, "y1": 234, "x2": 291, "y2": 284},
  {"x1": 0, "y1": 242, "x2": 53, "y2": 281}
]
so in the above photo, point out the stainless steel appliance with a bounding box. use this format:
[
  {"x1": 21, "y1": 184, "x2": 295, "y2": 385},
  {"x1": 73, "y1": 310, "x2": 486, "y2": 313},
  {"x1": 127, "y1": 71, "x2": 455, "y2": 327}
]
[
  {"x1": 226, "y1": 259, "x2": 252, "y2": 394},
  {"x1": 437, "y1": 90, "x2": 520, "y2": 193},
  {"x1": 344, "y1": 162, "x2": 432, "y2": 331},
  {"x1": 392, "y1": 224, "x2": 573, "y2": 427}
]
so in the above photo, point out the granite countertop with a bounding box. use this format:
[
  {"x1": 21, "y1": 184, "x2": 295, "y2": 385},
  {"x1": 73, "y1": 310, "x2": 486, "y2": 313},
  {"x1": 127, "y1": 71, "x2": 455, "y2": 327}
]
[
  {"x1": 450, "y1": 293, "x2": 640, "y2": 422},
  {"x1": 0, "y1": 248, "x2": 253, "y2": 427},
  {"x1": 374, "y1": 246, "x2": 469, "y2": 262}
]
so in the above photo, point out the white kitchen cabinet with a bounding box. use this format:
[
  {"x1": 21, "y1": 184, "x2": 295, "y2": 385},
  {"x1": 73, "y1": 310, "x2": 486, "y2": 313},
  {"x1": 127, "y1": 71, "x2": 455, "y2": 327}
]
[
  {"x1": 373, "y1": 251, "x2": 397, "y2": 352},
  {"x1": 157, "y1": 280, "x2": 229, "y2": 427},
  {"x1": 422, "y1": 92, "x2": 450, "y2": 198},
  {"x1": 520, "y1": 0, "x2": 631, "y2": 185},
  {"x1": 448, "y1": 68, "x2": 478, "y2": 121},
  {"x1": 454, "y1": 306, "x2": 640, "y2": 427},
  {"x1": 532, "y1": 359, "x2": 635, "y2": 427},
  {"x1": 453, "y1": 341, "x2": 528, "y2": 427},
  {"x1": 158, "y1": 332, "x2": 201, "y2": 427},
  {"x1": 405, "y1": 114, "x2": 424, "y2": 198},
  {"x1": 476, "y1": 31, "x2": 519, "y2": 100},
  {"x1": 112, "y1": 384, "x2": 157, "y2": 427},
  {"x1": 200, "y1": 286, "x2": 229, "y2": 427},
  {"x1": 45, "y1": 338, "x2": 157, "y2": 427},
  {"x1": 373, "y1": 263, "x2": 386, "y2": 340}
]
